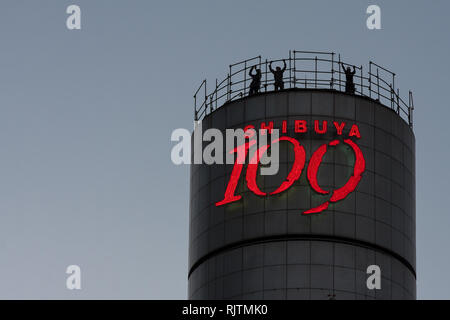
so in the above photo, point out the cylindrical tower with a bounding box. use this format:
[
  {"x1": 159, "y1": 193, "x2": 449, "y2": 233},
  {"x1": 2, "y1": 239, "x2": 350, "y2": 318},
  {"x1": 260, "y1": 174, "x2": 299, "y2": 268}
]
[{"x1": 188, "y1": 53, "x2": 416, "y2": 300}]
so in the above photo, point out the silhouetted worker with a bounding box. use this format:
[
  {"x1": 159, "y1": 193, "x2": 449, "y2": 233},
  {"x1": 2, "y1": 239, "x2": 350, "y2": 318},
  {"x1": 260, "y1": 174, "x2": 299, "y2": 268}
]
[
  {"x1": 269, "y1": 60, "x2": 287, "y2": 91},
  {"x1": 341, "y1": 63, "x2": 356, "y2": 94},
  {"x1": 248, "y1": 66, "x2": 262, "y2": 96}
]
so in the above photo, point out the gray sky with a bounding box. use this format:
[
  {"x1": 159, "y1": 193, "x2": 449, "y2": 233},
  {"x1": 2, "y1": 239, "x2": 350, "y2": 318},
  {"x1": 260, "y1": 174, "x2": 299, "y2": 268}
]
[{"x1": 0, "y1": 0, "x2": 448, "y2": 299}]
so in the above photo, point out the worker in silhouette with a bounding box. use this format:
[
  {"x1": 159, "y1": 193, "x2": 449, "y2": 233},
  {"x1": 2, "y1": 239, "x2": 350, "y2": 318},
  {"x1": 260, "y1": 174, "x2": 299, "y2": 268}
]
[
  {"x1": 248, "y1": 66, "x2": 262, "y2": 96},
  {"x1": 269, "y1": 60, "x2": 287, "y2": 91},
  {"x1": 341, "y1": 63, "x2": 356, "y2": 94}
]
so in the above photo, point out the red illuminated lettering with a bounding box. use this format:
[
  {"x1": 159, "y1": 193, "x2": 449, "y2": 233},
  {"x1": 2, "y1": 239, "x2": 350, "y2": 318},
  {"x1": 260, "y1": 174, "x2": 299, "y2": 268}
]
[
  {"x1": 295, "y1": 120, "x2": 307, "y2": 133},
  {"x1": 246, "y1": 137, "x2": 305, "y2": 196},
  {"x1": 282, "y1": 120, "x2": 287, "y2": 134},
  {"x1": 329, "y1": 139, "x2": 365, "y2": 202},
  {"x1": 215, "y1": 140, "x2": 257, "y2": 206},
  {"x1": 349, "y1": 124, "x2": 361, "y2": 138},
  {"x1": 216, "y1": 128, "x2": 365, "y2": 214},
  {"x1": 260, "y1": 122, "x2": 273, "y2": 135},
  {"x1": 314, "y1": 120, "x2": 327, "y2": 134},
  {"x1": 307, "y1": 143, "x2": 330, "y2": 195},
  {"x1": 304, "y1": 201, "x2": 330, "y2": 214},
  {"x1": 243, "y1": 125, "x2": 256, "y2": 138},
  {"x1": 304, "y1": 139, "x2": 366, "y2": 214},
  {"x1": 333, "y1": 121, "x2": 346, "y2": 135}
]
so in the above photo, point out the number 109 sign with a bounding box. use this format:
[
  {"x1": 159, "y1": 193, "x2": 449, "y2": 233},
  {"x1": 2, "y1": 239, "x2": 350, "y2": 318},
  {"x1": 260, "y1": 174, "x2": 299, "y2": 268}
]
[{"x1": 215, "y1": 120, "x2": 366, "y2": 215}]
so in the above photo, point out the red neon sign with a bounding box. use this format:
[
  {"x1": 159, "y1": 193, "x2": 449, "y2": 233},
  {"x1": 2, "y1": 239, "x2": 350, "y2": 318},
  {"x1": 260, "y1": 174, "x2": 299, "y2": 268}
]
[
  {"x1": 304, "y1": 139, "x2": 366, "y2": 214},
  {"x1": 246, "y1": 136, "x2": 306, "y2": 196},
  {"x1": 216, "y1": 136, "x2": 366, "y2": 214},
  {"x1": 215, "y1": 139, "x2": 257, "y2": 207}
]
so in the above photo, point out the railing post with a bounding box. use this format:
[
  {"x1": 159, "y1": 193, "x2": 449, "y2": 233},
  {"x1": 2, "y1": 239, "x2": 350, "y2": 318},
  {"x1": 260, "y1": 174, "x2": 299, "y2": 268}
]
[
  {"x1": 258, "y1": 56, "x2": 262, "y2": 94},
  {"x1": 293, "y1": 51, "x2": 296, "y2": 88},
  {"x1": 289, "y1": 50, "x2": 292, "y2": 89},
  {"x1": 369, "y1": 61, "x2": 372, "y2": 99},
  {"x1": 390, "y1": 85, "x2": 393, "y2": 110},
  {"x1": 204, "y1": 79, "x2": 207, "y2": 113},
  {"x1": 391, "y1": 73, "x2": 396, "y2": 110},
  {"x1": 408, "y1": 91, "x2": 411, "y2": 126},
  {"x1": 228, "y1": 64, "x2": 232, "y2": 101},
  {"x1": 392, "y1": 73, "x2": 396, "y2": 95},
  {"x1": 194, "y1": 95, "x2": 197, "y2": 121},
  {"x1": 360, "y1": 65, "x2": 363, "y2": 96},
  {"x1": 314, "y1": 56, "x2": 317, "y2": 88},
  {"x1": 396, "y1": 88, "x2": 400, "y2": 114},
  {"x1": 209, "y1": 95, "x2": 213, "y2": 113},
  {"x1": 409, "y1": 90, "x2": 414, "y2": 128},
  {"x1": 265, "y1": 59, "x2": 268, "y2": 92},
  {"x1": 244, "y1": 61, "x2": 247, "y2": 96},
  {"x1": 376, "y1": 68, "x2": 380, "y2": 100},
  {"x1": 338, "y1": 54, "x2": 341, "y2": 92},
  {"x1": 330, "y1": 52, "x2": 334, "y2": 89},
  {"x1": 227, "y1": 72, "x2": 231, "y2": 101},
  {"x1": 215, "y1": 78, "x2": 218, "y2": 110}
]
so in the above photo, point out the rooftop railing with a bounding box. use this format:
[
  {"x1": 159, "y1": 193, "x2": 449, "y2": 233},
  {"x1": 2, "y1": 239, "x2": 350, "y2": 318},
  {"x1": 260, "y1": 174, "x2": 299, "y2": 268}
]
[{"x1": 193, "y1": 50, "x2": 414, "y2": 127}]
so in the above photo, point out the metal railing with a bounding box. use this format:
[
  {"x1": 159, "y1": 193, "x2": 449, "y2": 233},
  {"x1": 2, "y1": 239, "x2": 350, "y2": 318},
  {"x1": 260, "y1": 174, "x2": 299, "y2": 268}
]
[{"x1": 193, "y1": 50, "x2": 414, "y2": 127}]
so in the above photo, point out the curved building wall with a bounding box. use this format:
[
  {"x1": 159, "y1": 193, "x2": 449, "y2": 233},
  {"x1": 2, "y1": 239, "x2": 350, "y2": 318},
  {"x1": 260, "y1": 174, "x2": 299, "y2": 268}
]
[{"x1": 188, "y1": 89, "x2": 416, "y2": 300}]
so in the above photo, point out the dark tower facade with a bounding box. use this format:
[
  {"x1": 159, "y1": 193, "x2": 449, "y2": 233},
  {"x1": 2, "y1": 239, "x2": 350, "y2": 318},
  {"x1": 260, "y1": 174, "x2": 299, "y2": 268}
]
[{"x1": 188, "y1": 52, "x2": 416, "y2": 300}]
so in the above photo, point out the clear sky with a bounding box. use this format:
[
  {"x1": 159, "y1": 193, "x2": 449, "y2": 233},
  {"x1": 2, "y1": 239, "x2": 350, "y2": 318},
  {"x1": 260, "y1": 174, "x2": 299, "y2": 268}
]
[{"x1": 0, "y1": 0, "x2": 448, "y2": 299}]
